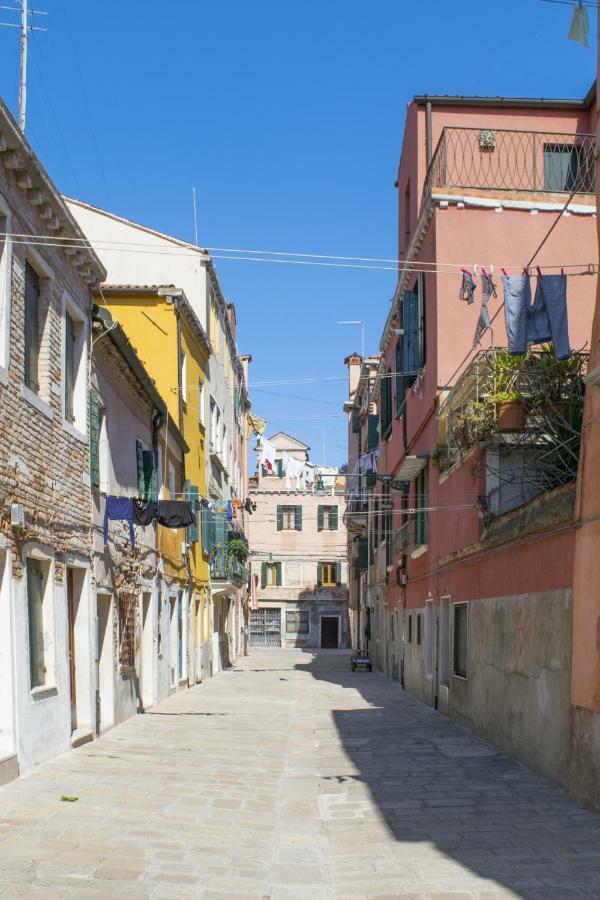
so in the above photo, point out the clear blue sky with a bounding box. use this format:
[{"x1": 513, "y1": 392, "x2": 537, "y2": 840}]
[{"x1": 0, "y1": 0, "x2": 595, "y2": 466}]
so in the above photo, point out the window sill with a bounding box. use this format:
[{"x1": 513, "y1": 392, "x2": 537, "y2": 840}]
[
  {"x1": 452, "y1": 672, "x2": 468, "y2": 682},
  {"x1": 62, "y1": 419, "x2": 87, "y2": 444},
  {"x1": 30, "y1": 685, "x2": 58, "y2": 701},
  {"x1": 21, "y1": 384, "x2": 53, "y2": 421},
  {"x1": 410, "y1": 544, "x2": 428, "y2": 559}
]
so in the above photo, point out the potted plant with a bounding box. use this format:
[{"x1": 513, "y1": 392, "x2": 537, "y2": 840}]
[
  {"x1": 491, "y1": 389, "x2": 526, "y2": 432},
  {"x1": 453, "y1": 400, "x2": 495, "y2": 451},
  {"x1": 490, "y1": 349, "x2": 527, "y2": 432}
]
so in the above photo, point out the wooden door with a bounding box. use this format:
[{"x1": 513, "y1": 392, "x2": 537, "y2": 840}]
[
  {"x1": 320, "y1": 617, "x2": 339, "y2": 649},
  {"x1": 67, "y1": 568, "x2": 77, "y2": 732}
]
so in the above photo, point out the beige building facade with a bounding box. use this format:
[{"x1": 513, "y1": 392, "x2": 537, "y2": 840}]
[{"x1": 248, "y1": 433, "x2": 348, "y2": 649}]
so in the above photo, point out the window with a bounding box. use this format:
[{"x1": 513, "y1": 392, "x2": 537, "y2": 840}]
[
  {"x1": 222, "y1": 425, "x2": 227, "y2": 467},
  {"x1": 543, "y1": 143, "x2": 586, "y2": 192},
  {"x1": 261, "y1": 562, "x2": 282, "y2": 588},
  {"x1": 26, "y1": 556, "x2": 53, "y2": 690},
  {"x1": 424, "y1": 600, "x2": 433, "y2": 677},
  {"x1": 414, "y1": 465, "x2": 429, "y2": 547},
  {"x1": 62, "y1": 299, "x2": 87, "y2": 433},
  {"x1": 408, "y1": 613, "x2": 413, "y2": 644},
  {"x1": 89, "y1": 388, "x2": 102, "y2": 488},
  {"x1": 136, "y1": 438, "x2": 156, "y2": 500},
  {"x1": 119, "y1": 593, "x2": 136, "y2": 670},
  {"x1": 402, "y1": 274, "x2": 426, "y2": 388},
  {"x1": 318, "y1": 505, "x2": 338, "y2": 531},
  {"x1": 180, "y1": 351, "x2": 187, "y2": 408},
  {"x1": 380, "y1": 367, "x2": 393, "y2": 437},
  {"x1": 395, "y1": 339, "x2": 404, "y2": 417},
  {"x1": 286, "y1": 610, "x2": 309, "y2": 634},
  {"x1": 318, "y1": 561, "x2": 341, "y2": 587},
  {"x1": 24, "y1": 262, "x2": 40, "y2": 392},
  {"x1": 0, "y1": 208, "x2": 10, "y2": 373},
  {"x1": 277, "y1": 505, "x2": 302, "y2": 531},
  {"x1": 453, "y1": 603, "x2": 468, "y2": 678},
  {"x1": 198, "y1": 380, "x2": 205, "y2": 426},
  {"x1": 416, "y1": 612, "x2": 422, "y2": 646}
]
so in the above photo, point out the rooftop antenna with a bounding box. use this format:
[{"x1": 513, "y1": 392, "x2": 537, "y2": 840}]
[
  {"x1": 0, "y1": 0, "x2": 48, "y2": 132},
  {"x1": 192, "y1": 185, "x2": 199, "y2": 246}
]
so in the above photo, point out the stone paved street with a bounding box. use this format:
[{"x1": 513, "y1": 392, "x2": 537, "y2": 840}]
[{"x1": 0, "y1": 649, "x2": 600, "y2": 899}]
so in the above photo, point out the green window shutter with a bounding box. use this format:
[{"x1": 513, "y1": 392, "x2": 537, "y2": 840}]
[
  {"x1": 188, "y1": 485, "x2": 199, "y2": 542},
  {"x1": 330, "y1": 506, "x2": 338, "y2": 530},
  {"x1": 295, "y1": 505, "x2": 302, "y2": 531},
  {"x1": 136, "y1": 439, "x2": 144, "y2": 495},
  {"x1": 261, "y1": 562, "x2": 267, "y2": 589},
  {"x1": 357, "y1": 538, "x2": 368, "y2": 571},
  {"x1": 317, "y1": 506, "x2": 324, "y2": 531},
  {"x1": 215, "y1": 511, "x2": 227, "y2": 545},
  {"x1": 351, "y1": 409, "x2": 360, "y2": 433},
  {"x1": 276, "y1": 506, "x2": 284, "y2": 531},
  {"x1": 335, "y1": 561, "x2": 342, "y2": 586},
  {"x1": 89, "y1": 388, "x2": 101, "y2": 488},
  {"x1": 276, "y1": 562, "x2": 282, "y2": 586},
  {"x1": 317, "y1": 562, "x2": 323, "y2": 587},
  {"x1": 208, "y1": 510, "x2": 216, "y2": 552},
  {"x1": 367, "y1": 414, "x2": 379, "y2": 450},
  {"x1": 24, "y1": 263, "x2": 40, "y2": 393},
  {"x1": 201, "y1": 507, "x2": 210, "y2": 554},
  {"x1": 142, "y1": 450, "x2": 155, "y2": 500}
]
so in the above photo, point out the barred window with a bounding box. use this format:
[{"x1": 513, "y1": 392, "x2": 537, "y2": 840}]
[
  {"x1": 119, "y1": 593, "x2": 137, "y2": 670},
  {"x1": 453, "y1": 603, "x2": 468, "y2": 678}
]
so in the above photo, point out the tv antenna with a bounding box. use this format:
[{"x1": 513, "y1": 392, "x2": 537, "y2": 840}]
[{"x1": 0, "y1": 0, "x2": 48, "y2": 132}]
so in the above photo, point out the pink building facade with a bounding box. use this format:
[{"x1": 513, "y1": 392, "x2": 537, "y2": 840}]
[{"x1": 346, "y1": 88, "x2": 599, "y2": 795}]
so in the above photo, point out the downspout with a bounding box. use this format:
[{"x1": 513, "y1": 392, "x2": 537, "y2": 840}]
[{"x1": 425, "y1": 101, "x2": 433, "y2": 169}]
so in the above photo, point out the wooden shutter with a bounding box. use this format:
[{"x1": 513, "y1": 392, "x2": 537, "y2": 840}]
[
  {"x1": 367, "y1": 414, "x2": 379, "y2": 450},
  {"x1": 276, "y1": 505, "x2": 284, "y2": 531},
  {"x1": 89, "y1": 388, "x2": 101, "y2": 488},
  {"x1": 351, "y1": 410, "x2": 361, "y2": 433},
  {"x1": 142, "y1": 450, "x2": 155, "y2": 500},
  {"x1": 403, "y1": 289, "x2": 420, "y2": 379},
  {"x1": 64, "y1": 312, "x2": 75, "y2": 423},
  {"x1": 330, "y1": 506, "x2": 338, "y2": 530},
  {"x1": 215, "y1": 511, "x2": 227, "y2": 545},
  {"x1": 261, "y1": 562, "x2": 267, "y2": 589},
  {"x1": 201, "y1": 506, "x2": 210, "y2": 554},
  {"x1": 276, "y1": 562, "x2": 282, "y2": 586},
  {"x1": 188, "y1": 485, "x2": 199, "y2": 542},
  {"x1": 295, "y1": 505, "x2": 302, "y2": 531},
  {"x1": 136, "y1": 439, "x2": 144, "y2": 495},
  {"x1": 24, "y1": 262, "x2": 40, "y2": 392},
  {"x1": 317, "y1": 506, "x2": 324, "y2": 531},
  {"x1": 357, "y1": 537, "x2": 368, "y2": 571},
  {"x1": 317, "y1": 562, "x2": 323, "y2": 587},
  {"x1": 395, "y1": 340, "x2": 404, "y2": 417},
  {"x1": 335, "y1": 561, "x2": 342, "y2": 586}
]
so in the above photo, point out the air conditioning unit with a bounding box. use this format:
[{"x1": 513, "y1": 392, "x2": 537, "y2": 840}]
[{"x1": 10, "y1": 503, "x2": 25, "y2": 528}]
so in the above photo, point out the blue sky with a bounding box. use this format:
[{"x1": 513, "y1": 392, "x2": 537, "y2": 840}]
[{"x1": 0, "y1": 0, "x2": 595, "y2": 466}]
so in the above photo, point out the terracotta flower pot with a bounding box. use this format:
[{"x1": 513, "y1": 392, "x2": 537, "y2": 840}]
[{"x1": 495, "y1": 400, "x2": 526, "y2": 432}]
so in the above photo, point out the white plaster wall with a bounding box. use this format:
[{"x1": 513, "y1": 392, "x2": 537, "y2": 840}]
[{"x1": 0, "y1": 547, "x2": 15, "y2": 758}]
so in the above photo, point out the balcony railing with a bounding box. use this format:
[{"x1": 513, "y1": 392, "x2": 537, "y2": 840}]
[
  {"x1": 424, "y1": 127, "x2": 596, "y2": 204},
  {"x1": 436, "y1": 347, "x2": 588, "y2": 516},
  {"x1": 210, "y1": 547, "x2": 249, "y2": 587}
]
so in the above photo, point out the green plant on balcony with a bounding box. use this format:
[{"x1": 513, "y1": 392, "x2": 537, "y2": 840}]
[
  {"x1": 488, "y1": 349, "x2": 529, "y2": 431},
  {"x1": 225, "y1": 537, "x2": 249, "y2": 564},
  {"x1": 453, "y1": 400, "x2": 495, "y2": 451}
]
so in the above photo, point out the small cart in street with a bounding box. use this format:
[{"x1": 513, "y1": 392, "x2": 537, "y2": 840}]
[{"x1": 351, "y1": 649, "x2": 372, "y2": 672}]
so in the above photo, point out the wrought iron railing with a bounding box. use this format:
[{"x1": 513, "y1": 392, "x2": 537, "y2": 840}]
[
  {"x1": 436, "y1": 348, "x2": 588, "y2": 515},
  {"x1": 210, "y1": 547, "x2": 249, "y2": 586},
  {"x1": 423, "y1": 127, "x2": 595, "y2": 203}
]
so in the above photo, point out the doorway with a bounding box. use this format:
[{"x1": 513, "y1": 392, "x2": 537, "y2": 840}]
[
  {"x1": 67, "y1": 568, "x2": 78, "y2": 732},
  {"x1": 66, "y1": 566, "x2": 91, "y2": 737},
  {"x1": 140, "y1": 592, "x2": 153, "y2": 710},
  {"x1": 320, "y1": 616, "x2": 339, "y2": 649},
  {"x1": 97, "y1": 593, "x2": 114, "y2": 733},
  {"x1": 0, "y1": 549, "x2": 16, "y2": 764}
]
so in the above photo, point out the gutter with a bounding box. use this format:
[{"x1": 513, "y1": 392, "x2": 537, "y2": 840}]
[{"x1": 413, "y1": 94, "x2": 593, "y2": 110}]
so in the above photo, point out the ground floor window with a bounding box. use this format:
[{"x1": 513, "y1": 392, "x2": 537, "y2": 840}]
[
  {"x1": 286, "y1": 610, "x2": 309, "y2": 634},
  {"x1": 416, "y1": 612, "x2": 422, "y2": 646},
  {"x1": 407, "y1": 613, "x2": 412, "y2": 644},
  {"x1": 118, "y1": 593, "x2": 137, "y2": 671},
  {"x1": 26, "y1": 556, "x2": 53, "y2": 690},
  {"x1": 453, "y1": 603, "x2": 468, "y2": 678}
]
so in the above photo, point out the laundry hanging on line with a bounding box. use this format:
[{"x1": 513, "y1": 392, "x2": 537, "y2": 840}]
[
  {"x1": 502, "y1": 270, "x2": 571, "y2": 359},
  {"x1": 103, "y1": 495, "x2": 196, "y2": 547},
  {"x1": 472, "y1": 270, "x2": 498, "y2": 350}
]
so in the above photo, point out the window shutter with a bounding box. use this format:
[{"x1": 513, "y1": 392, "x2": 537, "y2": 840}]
[
  {"x1": 454, "y1": 605, "x2": 468, "y2": 677},
  {"x1": 142, "y1": 450, "x2": 155, "y2": 500},
  {"x1": 357, "y1": 538, "x2": 368, "y2": 570},
  {"x1": 403, "y1": 289, "x2": 420, "y2": 379},
  {"x1": 317, "y1": 505, "x2": 324, "y2": 531},
  {"x1": 261, "y1": 562, "x2": 267, "y2": 589},
  {"x1": 201, "y1": 507, "x2": 210, "y2": 554},
  {"x1": 64, "y1": 312, "x2": 75, "y2": 423},
  {"x1": 215, "y1": 511, "x2": 227, "y2": 545},
  {"x1": 367, "y1": 414, "x2": 379, "y2": 450},
  {"x1": 24, "y1": 263, "x2": 39, "y2": 392},
  {"x1": 351, "y1": 410, "x2": 361, "y2": 433},
  {"x1": 317, "y1": 562, "x2": 323, "y2": 587},
  {"x1": 89, "y1": 388, "x2": 101, "y2": 488},
  {"x1": 330, "y1": 506, "x2": 338, "y2": 530},
  {"x1": 295, "y1": 505, "x2": 302, "y2": 531},
  {"x1": 277, "y1": 506, "x2": 284, "y2": 531},
  {"x1": 136, "y1": 439, "x2": 144, "y2": 495},
  {"x1": 188, "y1": 485, "x2": 199, "y2": 542},
  {"x1": 276, "y1": 562, "x2": 282, "y2": 586},
  {"x1": 335, "y1": 561, "x2": 342, "y2": 586},
  {"x1": 395, "y1": 340, "x2": 404, "y2": 417}
]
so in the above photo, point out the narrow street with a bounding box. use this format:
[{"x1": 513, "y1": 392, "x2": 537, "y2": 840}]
[{"x1": 0, "y1": 650, "x2": 599, "y2": 899}]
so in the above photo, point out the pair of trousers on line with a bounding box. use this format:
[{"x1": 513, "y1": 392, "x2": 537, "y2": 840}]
[{"x1": 502, "y1": 274, "x2": 570, "y2": 360}]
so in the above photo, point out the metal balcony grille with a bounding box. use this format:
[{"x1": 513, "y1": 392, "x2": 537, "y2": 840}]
[{"x1": 424, "y1": 127, "x2": 596, "y2": 202}]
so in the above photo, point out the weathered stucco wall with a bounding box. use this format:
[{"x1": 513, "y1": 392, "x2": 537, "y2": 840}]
[{"x1": 449, "y1": 589, "x2": 572, "y2": 787}]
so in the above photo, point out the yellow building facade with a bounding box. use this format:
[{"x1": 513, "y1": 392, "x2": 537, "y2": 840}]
[{"x1": 96, "y1": 286, "x2": 212, "y2": 681}]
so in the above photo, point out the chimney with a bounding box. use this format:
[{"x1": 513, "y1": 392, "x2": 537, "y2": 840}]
[
  {"x1": 344, "y1": 352, "x2": 363, "y2": 400},
  {"x1": 240, "y1": 354, "x2": 252, "y2": 387},
  {"x1": 227, "y1": 303, "x2": 237, "y2": 340}
]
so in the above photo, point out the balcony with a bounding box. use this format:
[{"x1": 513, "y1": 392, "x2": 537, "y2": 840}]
[
  {"x1": 210, "y1": 546, "x2": 249, "y2": 591},
  {"x1": 424, "y1": 127, "x2": 595, "y2": 205},
  {"x1": 436, "y1": 347, "x2": 588, "y2": 517}
]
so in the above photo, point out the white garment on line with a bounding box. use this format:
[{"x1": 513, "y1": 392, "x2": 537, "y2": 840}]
[
  {"x1": 285, "y1": 456, "x2": 305, "y2": 490},
  {"x1": 259, "y1": 438, "x2": 277, "y2": 472}
]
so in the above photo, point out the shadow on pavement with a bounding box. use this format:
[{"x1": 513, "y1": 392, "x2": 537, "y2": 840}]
[{"x1": 295, "y1": 649, "x2": 600, "y2": 900}]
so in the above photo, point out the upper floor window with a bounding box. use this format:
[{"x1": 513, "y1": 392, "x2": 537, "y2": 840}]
[
  {"x1": 414, "y1": 464, "x2": 429, "y2": 547},
  {"x1": 277, "y1": 504, "x2": 302, "y2": 531},
  {"x1": 180, "y1": 351, "x2": 187, "y2": 409},
  {"x1": 318, "y1": 561, "x2": 341, "y2": 587},
  {"x1": 318, "y1": 505, "x2": 338, "y2": 531},
  {"x1": 198, "y1": 379, "x2": 205, "y2": 426},
  {"x1": 261, "y1": 562, "x2": 282, "y2": 588},
  {"x1": 543, "y1": 143, "x2": 584, "y2": 193},
  {"x1": 24, "y1": 262, "x2": 40, "y2": 393},
  {"x1": 0, "y1": 208, "x2": 10, "y2": 373}
]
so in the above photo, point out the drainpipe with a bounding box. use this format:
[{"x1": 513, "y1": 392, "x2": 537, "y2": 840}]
[{"x1": 426, "y1": 101, "x2": 433, "y2": 169}]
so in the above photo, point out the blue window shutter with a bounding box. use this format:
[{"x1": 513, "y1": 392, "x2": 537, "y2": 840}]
[{"x1": 188, "y1": 486, "x2": 199, "y2": 542}]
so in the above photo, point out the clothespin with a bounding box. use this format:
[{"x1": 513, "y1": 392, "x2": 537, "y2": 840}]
[
  {"x1": 523, "y1": 267, "x2": 531, "y2": 277},
  {"x1": 489, "y1": 265, "x2": 494, "y2": 275},
  {"x1": 482, "y1": 267, "x2": 488, "y2": 278},
  {"x1": 461, "y1": 267, "x2": 473, "y2": 277},
  {"x1": 501, "y1": 268, "x2": 508, "y2": 277},
  {"x1": 474, "y1": 264, "x2": 479, "y2": 276},
  {"x1": 561, "y1": 267, "x2": 565, "y2": 276},
  {"x1": 536, "y1": 266, "x2": 543, "y2": 278}
]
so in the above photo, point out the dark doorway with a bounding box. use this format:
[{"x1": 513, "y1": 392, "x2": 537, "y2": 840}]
[{"x1": 320, "y1": 616, "x2": 339, "y2": 649}]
